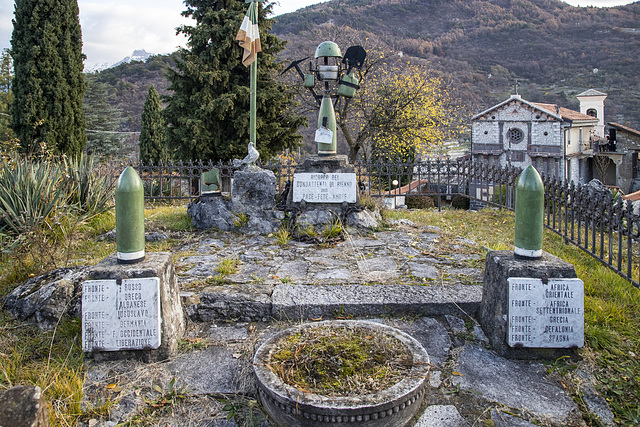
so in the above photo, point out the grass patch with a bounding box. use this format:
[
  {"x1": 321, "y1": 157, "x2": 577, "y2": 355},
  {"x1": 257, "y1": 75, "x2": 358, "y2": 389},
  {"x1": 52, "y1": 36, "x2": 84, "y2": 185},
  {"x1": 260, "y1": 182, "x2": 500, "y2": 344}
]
[
  {"x1": 0, "y1": 316, "x2": 94, "y2": 426},
  {"x1": 145, "y1": 204, "x2": 193, "y2": 232}
]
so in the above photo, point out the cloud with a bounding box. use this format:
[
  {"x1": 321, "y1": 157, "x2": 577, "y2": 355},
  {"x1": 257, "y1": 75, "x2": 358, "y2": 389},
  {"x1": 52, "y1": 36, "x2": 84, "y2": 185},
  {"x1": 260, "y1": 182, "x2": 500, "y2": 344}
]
[{"x1": 79, "y1": 2, "x2": 190, "y2": 67}]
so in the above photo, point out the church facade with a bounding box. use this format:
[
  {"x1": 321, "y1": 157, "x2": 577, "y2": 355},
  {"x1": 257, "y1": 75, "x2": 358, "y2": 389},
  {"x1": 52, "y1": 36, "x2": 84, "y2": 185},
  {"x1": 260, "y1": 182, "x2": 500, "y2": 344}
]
[{"x1": 471, "y1": 92, "x2": 602, "y2": 185}]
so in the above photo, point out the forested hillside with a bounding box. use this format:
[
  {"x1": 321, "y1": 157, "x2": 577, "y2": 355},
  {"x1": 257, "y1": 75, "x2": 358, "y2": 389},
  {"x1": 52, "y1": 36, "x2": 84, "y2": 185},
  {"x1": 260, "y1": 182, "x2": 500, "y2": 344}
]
[
  {"x1": 86, "y1": 53, "x2": 177, "y2": 133},
  {"x1": 273, "y1": 0, "x2": 640, "y2": 129},
  {"x1": 91, "y1": 0, "x2": 640, "y2": 136}
]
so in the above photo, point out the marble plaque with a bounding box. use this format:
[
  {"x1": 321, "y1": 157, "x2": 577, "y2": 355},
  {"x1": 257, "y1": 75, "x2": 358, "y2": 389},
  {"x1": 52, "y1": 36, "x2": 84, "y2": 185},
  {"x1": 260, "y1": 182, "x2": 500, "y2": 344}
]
[
  {"x1": 507, "y1": 277, "x2": 584, "y2": 348},
  {"x1": 293, "y1": 172, "x2": 357, "y2": 203},
  {"x1": 82, "y1": 278, "x2": 161, "y2": 352}
]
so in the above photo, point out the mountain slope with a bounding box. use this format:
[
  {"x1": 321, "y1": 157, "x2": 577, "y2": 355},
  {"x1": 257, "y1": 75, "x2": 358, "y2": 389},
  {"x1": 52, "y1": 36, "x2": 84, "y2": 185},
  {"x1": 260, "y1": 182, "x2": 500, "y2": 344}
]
[{"x1": 272, "y1": 0, "x2": 640, "y2": 128}]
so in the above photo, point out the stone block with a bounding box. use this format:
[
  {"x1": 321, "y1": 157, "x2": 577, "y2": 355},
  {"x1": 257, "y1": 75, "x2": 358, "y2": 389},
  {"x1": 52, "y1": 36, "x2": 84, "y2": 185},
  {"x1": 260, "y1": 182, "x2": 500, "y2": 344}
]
[
  {"x1": 85, "y1": 252, "x2": 185, "y2": 362},
  {"x1": 478, "y1": 250, "x2": 578, "y2": 359}
]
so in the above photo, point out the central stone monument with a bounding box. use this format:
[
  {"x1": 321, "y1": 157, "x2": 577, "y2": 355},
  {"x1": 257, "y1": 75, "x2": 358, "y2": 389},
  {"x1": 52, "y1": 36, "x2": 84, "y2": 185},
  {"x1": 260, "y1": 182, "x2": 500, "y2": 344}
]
[{"x1": 284, "y1": 41, "x2": 369, "y2": 226}]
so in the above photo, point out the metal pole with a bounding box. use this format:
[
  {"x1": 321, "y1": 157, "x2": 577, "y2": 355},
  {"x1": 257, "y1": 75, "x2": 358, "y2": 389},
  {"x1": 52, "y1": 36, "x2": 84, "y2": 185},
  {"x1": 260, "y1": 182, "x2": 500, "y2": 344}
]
[{"x1": 250, "y1": 58, "x2": 257, "y2": 145}]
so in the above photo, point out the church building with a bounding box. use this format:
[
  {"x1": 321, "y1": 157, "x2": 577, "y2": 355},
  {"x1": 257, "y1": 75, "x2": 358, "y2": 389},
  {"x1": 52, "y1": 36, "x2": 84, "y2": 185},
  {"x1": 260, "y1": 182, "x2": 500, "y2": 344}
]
[{"x1": 471, "y1": 90, "x2": 604, "y2": 185}]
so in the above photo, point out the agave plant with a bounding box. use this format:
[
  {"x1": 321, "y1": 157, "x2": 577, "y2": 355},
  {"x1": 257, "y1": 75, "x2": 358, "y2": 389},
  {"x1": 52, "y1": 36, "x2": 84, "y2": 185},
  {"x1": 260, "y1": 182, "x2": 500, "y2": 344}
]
[
  {"x1": 0, "y1": 155, "x2": 66, "y2": 236},
  {"x1": 61, "y1": 154, "x2": 114, "y2": 220}
]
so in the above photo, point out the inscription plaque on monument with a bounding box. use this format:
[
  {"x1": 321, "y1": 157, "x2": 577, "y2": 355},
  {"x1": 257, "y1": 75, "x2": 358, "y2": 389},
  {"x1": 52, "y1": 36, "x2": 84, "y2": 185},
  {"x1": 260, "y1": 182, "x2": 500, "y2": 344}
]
[
  {"x1": 293, "y1": 172, "x2": 357, "y2": 203},
  {"x1": 82, "y1": 278, "x2": 161, "y2": 352},
  {"x1": 508, "y1": 277, "x2": 584, "y2": 348}
]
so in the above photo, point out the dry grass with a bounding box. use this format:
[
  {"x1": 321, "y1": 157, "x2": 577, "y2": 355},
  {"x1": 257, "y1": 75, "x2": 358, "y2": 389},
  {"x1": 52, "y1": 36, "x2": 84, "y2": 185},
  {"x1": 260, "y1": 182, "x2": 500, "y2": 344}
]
[{"x1": 266, "y1": 324, "x2": 412, "y2": 396}]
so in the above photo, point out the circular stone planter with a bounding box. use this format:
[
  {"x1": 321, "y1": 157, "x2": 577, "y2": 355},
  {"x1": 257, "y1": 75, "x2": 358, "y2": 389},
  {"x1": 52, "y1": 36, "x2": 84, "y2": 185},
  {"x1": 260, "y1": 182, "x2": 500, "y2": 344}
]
[{"x1": 253, "y1": 320, "x2": 430, "y2": 427}]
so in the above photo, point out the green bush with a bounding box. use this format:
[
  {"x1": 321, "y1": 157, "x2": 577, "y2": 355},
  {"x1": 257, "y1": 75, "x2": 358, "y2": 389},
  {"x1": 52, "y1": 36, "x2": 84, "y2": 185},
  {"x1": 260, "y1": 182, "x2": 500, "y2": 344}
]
[
  {"x1": 451, "y1": 195, "x2": 470, "y2": 210},
  {"x1": 406, "y1": 195, "x2": 435, "y2": 209}
]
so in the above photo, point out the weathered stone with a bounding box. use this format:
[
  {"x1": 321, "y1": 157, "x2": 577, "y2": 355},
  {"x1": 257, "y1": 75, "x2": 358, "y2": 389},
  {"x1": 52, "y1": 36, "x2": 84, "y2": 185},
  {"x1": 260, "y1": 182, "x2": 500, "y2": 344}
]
[
  {"x1": 166, "y1": 346, "x2": 249, "y2": 394},
  {"x1": 313, "y1": 268, "x2": 352, "y2": 280},
  {"x1": 347, "y1": 208, "x2": 380, "y2": 229},
  {"x1": 271, "y1": 284, "x2": 482, "y2": 320},
  {"x1": 296, "y1": 208, "x2": 337, "y2": 227},
  {"x1": 85, "y1": 253, "x2": 185, "y2": 362},
  {"x1": 2, "y1": 267, "x2": 88, "y2": 330},
  {"x1": 478, "y1": 250, "x2": 578, "y2": 359},
  {"x1": 220, "y1": 168, "x2": 281, "y2": 234},
  {"x1": 575, "y1": 368, "x2": 616, "y2": 426},
  {"x1": 444, "y1": 315, "x2": 467, "y2": 335},
  {"x1": 193, "y1": 284, "x2": 273, "y2": 322},
  {"x1": 452, "y1": 344, "x2": 580, "y2": 424},
  {"x1": 414, "y1": 405, "x2": 470, "y2": 427},
  {"x1": 387, "y1": 218, "x2": 416, "y2": 227},
  {"x1": 429, "y1": 371, "x2": 442, "y2": 388},
  {"x1": 391, "y1": 317, "x2": 452, "y2": 367},
  {"x1": 232, "y1": 168, "x2": 276, "y2": 211},
  {"x1": 275, "y1": 262, "x2": 308, "y2": 281},
  {"x1": 0, "y1": 385, "x2": 48, "y2": 427},
  {"x1": 409, "y1": 262, "x2": 439, "y2": 279},
  {"x1": 227, "y1": 265, "x2": 272, "y2": 284},
  {"x1": 490, "y1": 409, "x2": 538, "y2": 427},
  {"x1": 208, "y1": 324, "x2": 249, "y2": 342},
  {"x1": 187, "y1": 196, "x2": 235, "y2": 231}
]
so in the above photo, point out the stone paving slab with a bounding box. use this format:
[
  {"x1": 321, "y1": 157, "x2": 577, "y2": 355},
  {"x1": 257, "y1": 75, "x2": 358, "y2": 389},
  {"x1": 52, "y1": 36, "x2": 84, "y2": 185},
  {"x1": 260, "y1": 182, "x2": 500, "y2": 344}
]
[
  {"x1": 490, "y1": 409, "x2": 538, "y2": 427},
  {"x1": 452, "y1": 344, "x2": 581, "y2": 424},
  {"x1": 414, "y1": 405, "x2": 470, "y2": 427},
  {"x1": 166, "y1": 346, "x2": 249, "y2": 395}
]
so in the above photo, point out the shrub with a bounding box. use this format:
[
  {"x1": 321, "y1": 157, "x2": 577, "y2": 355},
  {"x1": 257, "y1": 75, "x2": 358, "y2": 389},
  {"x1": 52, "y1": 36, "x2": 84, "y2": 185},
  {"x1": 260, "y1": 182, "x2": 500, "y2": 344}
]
[
  {"x1": 406, "y1": 195, "x2": 435, "y2": 210},
  {"x1": 451, "y1": 195, "x2": 470, "y2": 210}
]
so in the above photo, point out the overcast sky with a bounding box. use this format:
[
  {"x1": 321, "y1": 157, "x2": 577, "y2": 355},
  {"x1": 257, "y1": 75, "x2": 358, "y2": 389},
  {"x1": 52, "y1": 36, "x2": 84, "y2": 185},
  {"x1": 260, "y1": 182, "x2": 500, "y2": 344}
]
[{"x1": 0, "y1": 0, "x2": 636, "y2": 70}]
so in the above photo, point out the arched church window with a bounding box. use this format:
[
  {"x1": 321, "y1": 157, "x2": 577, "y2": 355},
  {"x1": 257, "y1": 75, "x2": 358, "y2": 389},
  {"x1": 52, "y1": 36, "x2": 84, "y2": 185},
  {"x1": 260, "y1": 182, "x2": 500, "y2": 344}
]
[{"x1": 586, "y1": 108, "x2": 597, "y2": 118}]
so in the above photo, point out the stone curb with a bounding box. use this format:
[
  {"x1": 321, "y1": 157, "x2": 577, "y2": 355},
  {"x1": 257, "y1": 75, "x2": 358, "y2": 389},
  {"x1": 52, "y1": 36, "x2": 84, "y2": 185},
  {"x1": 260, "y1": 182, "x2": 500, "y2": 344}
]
[{"x1": 271, "y1": 284, "x2": 483, "y2": 321}]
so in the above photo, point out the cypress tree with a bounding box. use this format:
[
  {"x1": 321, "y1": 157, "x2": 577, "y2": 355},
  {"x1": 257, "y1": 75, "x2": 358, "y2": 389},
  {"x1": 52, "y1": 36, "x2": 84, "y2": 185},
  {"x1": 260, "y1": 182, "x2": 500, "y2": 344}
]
[
  {"x1": 10, "y1": 0, "x2": 87, "y2": 157},
  {"x1": 139, "y1": 85, "x2": 167, "y2": 164},
  {"x1": 163, "y1": 0, "x2": 306, "y2": 163}
]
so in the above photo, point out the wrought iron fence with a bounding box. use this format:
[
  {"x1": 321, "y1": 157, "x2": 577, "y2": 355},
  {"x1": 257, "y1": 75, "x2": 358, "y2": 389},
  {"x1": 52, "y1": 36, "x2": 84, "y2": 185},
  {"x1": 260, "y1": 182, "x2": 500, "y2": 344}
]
[{"x1": 107, "y1": 158, "x2": 640, "y2": 288}]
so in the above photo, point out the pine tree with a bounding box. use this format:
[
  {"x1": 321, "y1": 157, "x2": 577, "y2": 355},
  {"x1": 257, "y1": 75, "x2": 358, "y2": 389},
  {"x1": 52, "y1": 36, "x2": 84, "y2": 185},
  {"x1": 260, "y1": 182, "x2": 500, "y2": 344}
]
[
  {"x1": 139, "y1": 85, "x2": 167, "y2": 164},
  {"x1": 83, "y1": 77, "x2": 123, "y2": 159},
  {"x1": 163, "y1": 0, "x2": 306, "y2": 163},
  {"x1": 10, "y1": 0, "x2": 87, "y2": 157}
]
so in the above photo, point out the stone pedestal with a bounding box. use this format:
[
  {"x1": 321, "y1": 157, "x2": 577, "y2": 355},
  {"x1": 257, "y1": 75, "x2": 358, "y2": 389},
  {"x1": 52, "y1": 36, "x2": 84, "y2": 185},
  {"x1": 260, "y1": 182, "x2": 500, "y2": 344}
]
[
  {"x1": 478, "y1": 250, "x2": 579, "y2": 359},
  {"x1": 84, "y1": 252, "x2": 184, "y2": 362},
  {"x1": 288, "y1": 155, "x2": 364, "y2": 227},
  {"x1": 188, "y1": 165, "x2": 282, "y2": 233}
]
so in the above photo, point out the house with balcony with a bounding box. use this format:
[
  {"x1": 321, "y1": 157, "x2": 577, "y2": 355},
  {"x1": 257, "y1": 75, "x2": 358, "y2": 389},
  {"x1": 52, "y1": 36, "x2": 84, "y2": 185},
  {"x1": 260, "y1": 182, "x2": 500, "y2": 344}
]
[{"x1": 603, "y1": 122, "x2": 640, "y2": 193}]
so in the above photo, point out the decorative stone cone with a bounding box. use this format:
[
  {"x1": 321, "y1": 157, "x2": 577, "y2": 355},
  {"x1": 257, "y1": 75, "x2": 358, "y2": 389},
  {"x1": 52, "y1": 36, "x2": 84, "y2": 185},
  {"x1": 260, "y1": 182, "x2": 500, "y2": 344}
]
[
  {"x1": 514, "y1": 165, "x2": 544, "y2": 259},
  {"x1": 115, "y1": 166, "x2": 145, "y2": 264}
]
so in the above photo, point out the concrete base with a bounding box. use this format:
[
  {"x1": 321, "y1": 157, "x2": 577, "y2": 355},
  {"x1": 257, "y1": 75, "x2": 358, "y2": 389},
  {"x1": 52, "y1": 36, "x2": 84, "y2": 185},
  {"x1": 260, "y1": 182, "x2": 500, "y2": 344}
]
[
  {"x1": 478, "y1": 250, "x2": 578, "y2": 359},
  {"x1": 85, "y1": 252, "x2": 185, "y2": 362}
]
